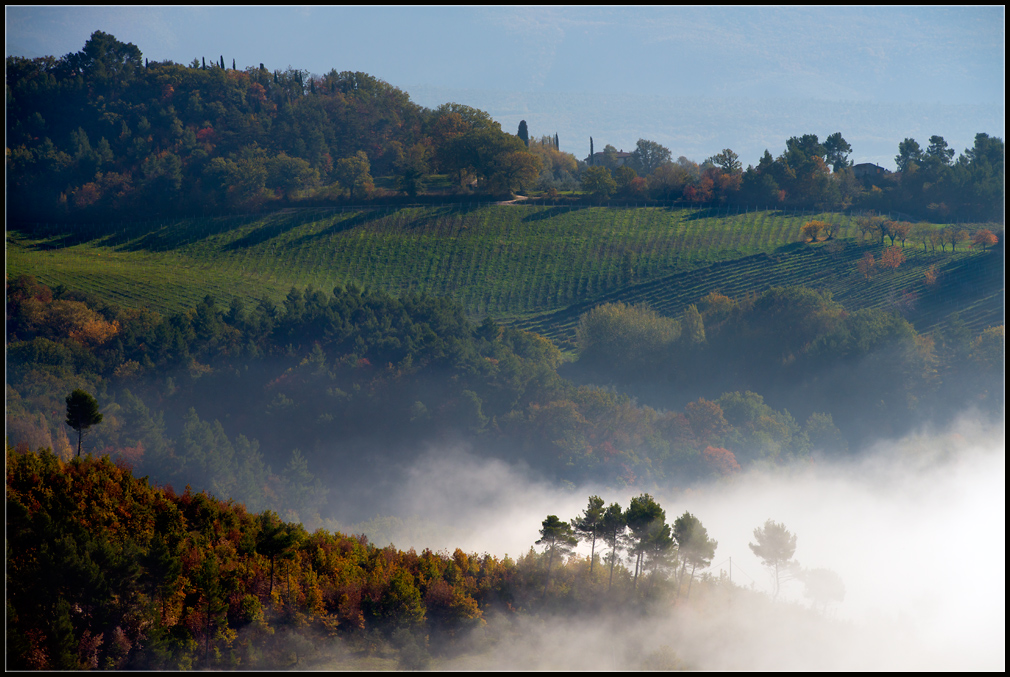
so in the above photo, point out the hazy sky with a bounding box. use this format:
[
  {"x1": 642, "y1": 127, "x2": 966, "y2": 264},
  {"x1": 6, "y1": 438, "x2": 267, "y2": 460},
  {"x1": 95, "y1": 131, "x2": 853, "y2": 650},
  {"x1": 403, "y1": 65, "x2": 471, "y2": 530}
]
[
  {"x1": 7, "y1": 6, "x2": 1005, "y2": 103},
  {"x1": 6, "y1": 6, "x2": 1006, "y2": 166}
]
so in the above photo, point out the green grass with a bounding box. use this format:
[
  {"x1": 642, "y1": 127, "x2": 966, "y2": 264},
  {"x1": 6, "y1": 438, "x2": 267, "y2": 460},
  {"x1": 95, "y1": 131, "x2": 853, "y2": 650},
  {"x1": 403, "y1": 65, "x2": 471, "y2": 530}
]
[{"x1": 7, "y1": 206, "x2": 1002, "y2": 349}]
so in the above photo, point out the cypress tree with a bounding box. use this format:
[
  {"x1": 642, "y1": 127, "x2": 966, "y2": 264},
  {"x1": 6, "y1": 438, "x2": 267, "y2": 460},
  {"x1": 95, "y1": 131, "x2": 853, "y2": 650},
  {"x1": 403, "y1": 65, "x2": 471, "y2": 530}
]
[
  {"x1": 518, "y1": 120, "x2": 529, "y2": 147},
  {"x1": 202, "y1": 56, "x2": 206, "y2": 70},
  {"x1": 233, "y1": 58, "x2": 236, "y2": 70},
  {"x1": 555, "y1": 133, "x2": 559, "y2": 150},
  {"x1": 219, "y1": 55, "x2": 225, "y2": 69},
  {"x1": 590, "y1": 137, "x2": 594, "y2": 165}
]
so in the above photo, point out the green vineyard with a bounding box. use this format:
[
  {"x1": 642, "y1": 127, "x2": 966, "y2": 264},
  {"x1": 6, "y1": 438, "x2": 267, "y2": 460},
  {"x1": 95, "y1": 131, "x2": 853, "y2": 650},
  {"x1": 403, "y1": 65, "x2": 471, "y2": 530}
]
[{"x1": 7, "y1": 204, "x2": 1002, "y2": 351}]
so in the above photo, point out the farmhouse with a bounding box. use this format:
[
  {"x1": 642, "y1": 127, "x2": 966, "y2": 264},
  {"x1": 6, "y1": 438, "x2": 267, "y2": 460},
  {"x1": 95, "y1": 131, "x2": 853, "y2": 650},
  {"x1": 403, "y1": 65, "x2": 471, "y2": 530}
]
[
  {"x1": 586, "y1": 149, "x2": 634, "y2": 167},
  {"x1": 852, "y1": 162, "x2": 890, "y2": 180}
]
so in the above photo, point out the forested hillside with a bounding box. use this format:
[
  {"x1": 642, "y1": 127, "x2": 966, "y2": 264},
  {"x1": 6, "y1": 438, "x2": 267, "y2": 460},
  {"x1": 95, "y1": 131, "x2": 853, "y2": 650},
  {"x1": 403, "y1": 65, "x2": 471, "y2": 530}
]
[
  {"x1": 8, "y1": 448, "x2": 837, "y2": 670},
  {"x1": 5, "y1": 29, "x2": 1005, "y2": 672},
  {"x1": 6, "y1": 31, "x2": 1004, "y2": 223}
]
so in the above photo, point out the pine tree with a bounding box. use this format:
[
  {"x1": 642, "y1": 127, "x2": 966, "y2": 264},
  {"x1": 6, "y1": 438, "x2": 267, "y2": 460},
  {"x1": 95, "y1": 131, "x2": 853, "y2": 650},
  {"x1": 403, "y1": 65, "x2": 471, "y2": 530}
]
[{"x1": 65, "y1": 389, "x2": 103, "y2": 457}]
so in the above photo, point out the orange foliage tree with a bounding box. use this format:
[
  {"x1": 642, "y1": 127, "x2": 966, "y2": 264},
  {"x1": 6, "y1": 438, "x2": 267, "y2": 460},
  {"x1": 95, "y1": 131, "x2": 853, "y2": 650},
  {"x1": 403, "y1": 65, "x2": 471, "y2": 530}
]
[
  {"x1": 972, "y1": 229, "x2": 998, "y2": 251},
  {"x1": 702, "y1": 446, "x2": 741, "y2": 476},
  {"x1": 856, "y1": 252, "x2": 876, "y2": 279},
  {"x1": 880, "y1": 246, "x2": 905, "y2": 270}
]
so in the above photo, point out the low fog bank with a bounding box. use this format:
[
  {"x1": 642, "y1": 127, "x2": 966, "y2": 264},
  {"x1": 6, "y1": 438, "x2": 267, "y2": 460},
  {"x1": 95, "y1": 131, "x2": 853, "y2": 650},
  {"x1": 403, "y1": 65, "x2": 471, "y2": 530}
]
[{"x1": 334, "y1": 413, "x2": 1003, "y2": 670}]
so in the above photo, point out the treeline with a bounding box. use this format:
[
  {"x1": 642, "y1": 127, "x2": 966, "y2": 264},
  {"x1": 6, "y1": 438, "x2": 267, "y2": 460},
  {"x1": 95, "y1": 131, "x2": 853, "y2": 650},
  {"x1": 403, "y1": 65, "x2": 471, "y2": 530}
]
[
  {"x1": 579, "y1": 133, "x2": 1004, "y2": 223},
  {"x1": 6, "y1": 273, "x2": 901, "y2": 515},
  {"x1": 7, "y1": 32, "x2": 1003, "y2": 224},
  {"x1": 5, "y1": 32, "x2": 547, "y2": 221},
  {"x1": 571, "y1": 287, "x2": 1004, "y2": 448}
]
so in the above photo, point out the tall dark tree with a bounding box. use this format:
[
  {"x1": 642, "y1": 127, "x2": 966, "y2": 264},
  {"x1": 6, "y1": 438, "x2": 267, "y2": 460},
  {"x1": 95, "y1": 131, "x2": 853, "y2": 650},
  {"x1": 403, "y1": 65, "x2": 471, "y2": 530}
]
[
  {"x1": 256, "y1": 511, "x2": 299, "y2": 595},
  {"x1": 823, "y1": 132, "x2": 853, "y2": 172},
  {"x1": 590, "y1": 137, "x2": 594, "y2": 165},
  {"x1": 630, "y1": 138, "x2": 672, "y2": 176},
  {"x1": 625, "y1": 494, "x2": 667, "y2": 589},
  {"x1": 599, "y1": 502, "x2": 626, "y2": 591},
  {"x1": 517, "y1": 120, "x2": 529, "y2": 147},
  {"x1": 65, "y1": 389, "x2": 103, "y2": 457},
  {"x1": 707, "y1": 148, "x2": 742, "y2": 174},
  {"x1": 895, "y1": 138, "x2": 923, "y2": 173},
  {"x1": 536, "y1": 514, "x2": 578, "y2": 597},
  {"x1": 925, "y1": 135, "x2": 955, "y2": 166},
  {"x1": 554, "y1": 133, "x2": 559, "y2": 150},
  {"x1": 572, "y1": 496, "x2": 605, "y2": 574}
]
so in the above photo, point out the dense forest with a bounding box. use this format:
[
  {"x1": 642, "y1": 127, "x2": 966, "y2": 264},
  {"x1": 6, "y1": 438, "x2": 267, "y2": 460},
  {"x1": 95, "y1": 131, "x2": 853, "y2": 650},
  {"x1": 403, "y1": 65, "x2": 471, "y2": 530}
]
[
  {"x1": 6, "y1": 272, "x2": 1003, "y2": 521},
  {"x1": 5, "y1": 30, "x2": 1005, "y2": 671},
  {"x1": 10, "y1": 447, "x2": 830, "y2": 670},
  {"x1": 6, "y1": 31, "x2": 1005, "y2": 223}
]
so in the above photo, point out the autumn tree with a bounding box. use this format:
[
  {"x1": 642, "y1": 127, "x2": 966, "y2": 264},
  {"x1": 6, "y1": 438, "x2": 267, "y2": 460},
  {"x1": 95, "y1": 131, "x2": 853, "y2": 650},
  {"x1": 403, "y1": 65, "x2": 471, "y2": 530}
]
[
  {"x1": 887, "y1": 221, "x2": 911, "y2": 247},
  {"x1": 536, "y1": 515, "x2": 578, "y2": 596},
  {"x1": 911, "y1": 222, "x2": 935, "y2": 251},
  {"x1": 880, "y1": 246, "x2": 905, "y2": 270},
  {"x1": 801, "y1": 220, "x2": 825, "y2": 242},
  {"x1": 702, "y1": 446, "x2": 741, "y2": 476},
  {"x1": 857, "y1": 252, "x2": 876, "y2": 279},
  {"x1": 572, "y1": 496, "x2": 606, "y2": 575},
  {"x1": 971, "y1": 229, "x2": 998, "y2": 251},
  {"x1": 681, "y1": 304, "x2": 706, "y2": 345},
  {"x1": 749, "y1": 519, "x2": 797, "y2": 599},
  {"x1": 65, "y1": 389, "x2": 103, "y2": 457},
  {"x1": 856, "y1": 213, "x2": 886, "y2": 243},
  {"x1": 947, "y1": 227, "x2": 969, "y2": 252},
  {"x1": 672, "y1": 512, "x2": 717, "y2": 599}
]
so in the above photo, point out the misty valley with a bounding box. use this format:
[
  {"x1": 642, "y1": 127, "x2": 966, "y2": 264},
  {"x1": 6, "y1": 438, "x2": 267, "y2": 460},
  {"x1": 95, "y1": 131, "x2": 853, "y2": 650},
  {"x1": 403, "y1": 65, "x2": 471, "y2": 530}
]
[{"x1": 5, "y1": 30, "x2": 1005, "y2": 671}]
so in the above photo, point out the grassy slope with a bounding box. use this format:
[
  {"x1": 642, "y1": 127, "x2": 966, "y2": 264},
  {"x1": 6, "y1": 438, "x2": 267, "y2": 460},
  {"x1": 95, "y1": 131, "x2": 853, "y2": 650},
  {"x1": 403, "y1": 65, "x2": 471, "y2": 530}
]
[{"x1": 7, "y1": 205, "x2": 1002, "y2": 351}]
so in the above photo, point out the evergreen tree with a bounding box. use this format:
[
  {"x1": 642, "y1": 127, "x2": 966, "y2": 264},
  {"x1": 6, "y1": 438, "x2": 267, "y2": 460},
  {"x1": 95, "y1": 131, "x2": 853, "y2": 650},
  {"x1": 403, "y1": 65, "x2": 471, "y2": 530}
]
[
  {"x1": 572, "y1": 496, "x2": 605, "y2": 574},
  {"x1": 517, "y1": 120, "x2": 529, "y2": 147},
  {"x1": 672, "y1": 511, "x2": 717, "y2": 598},
  {"x1": 65, "y1": 389, "x2": 103, "y2": 457},
  {"x1": 601, "y1": 502, "x2": 627, "y2": 590},
  {"x1": 536, "y1": 515, "x2": 577, "y2": 597},
  {"x1": 749, "y1": 519, "x2": 797, "y2": 599}
]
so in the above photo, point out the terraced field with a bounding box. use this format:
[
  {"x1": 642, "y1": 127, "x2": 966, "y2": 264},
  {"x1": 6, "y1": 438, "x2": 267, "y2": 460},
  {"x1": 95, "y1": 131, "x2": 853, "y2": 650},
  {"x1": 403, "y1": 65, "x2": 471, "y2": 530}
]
[
  {"x1": 7, "y1": 204, "x2": 1002, "y2": 351},
  {"x1": 515, "y1": 239, "x2": 1003, "y2": 351}
]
